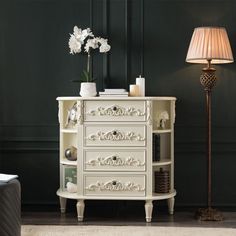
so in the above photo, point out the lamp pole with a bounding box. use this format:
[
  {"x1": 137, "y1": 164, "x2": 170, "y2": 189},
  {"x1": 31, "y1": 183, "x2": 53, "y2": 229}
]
[
  {"x1": 196, "y1": 59, "x2": 223, "y2": 221},
  {"x1": 206, "y1": 85, "x2": 212, "y2": 210}
]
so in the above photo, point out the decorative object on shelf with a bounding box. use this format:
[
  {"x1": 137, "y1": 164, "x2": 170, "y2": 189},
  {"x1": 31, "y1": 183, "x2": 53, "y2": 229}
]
[
  {"x1": 68, "y1": 25, "x2": 111, "y2": 97},
  {"x1": 186, "y1": 27, "x2": 234, "y2": 221},
  {"x1": 66, "y1": 182, "x2": 77, "y2": 193},
  {"x1": 64, "y1": 146, "x2": 77, "y2": 161},
  {"x1": 129, "y1": 84, "x2": 140, "y2": 96},
  {"x1": 158, "y1": 111, "x2": 169, "y2": 129},
  {"x1": 64, "y1": 166, "x2": 77, "y2": 190},
  {"x1": 136, "y1": 75, "x2": 145, "y2": 96},
  {"x1": 154, "y1": 168, "x2": 170, "y2": 193},
  {"x1": 65, "y1": 103, "x2": 78, "y2": 128},
  {"x1": 153, "y1": 134, "x2": 160, "y2": 162}
]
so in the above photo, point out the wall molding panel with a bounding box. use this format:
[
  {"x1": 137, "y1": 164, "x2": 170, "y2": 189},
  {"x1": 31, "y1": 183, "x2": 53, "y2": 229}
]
[
  {"x1": 140, "y1": 0, "x2": 144, "y2": 76},
  {"x1": 102, "y1": 0, "x2": 108, "y2": 89},
  {"x1": 125, "y1": 0, "x2": 131, "y2": 87}
]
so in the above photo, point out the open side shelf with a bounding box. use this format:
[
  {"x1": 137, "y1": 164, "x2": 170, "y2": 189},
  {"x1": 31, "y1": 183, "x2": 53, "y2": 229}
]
[
  {"x1": 57, "y1": 189, "x2": 176, "y2": 201},
  {"x1": 151, "y1": 190, "x2": 176, "y2": 200},
  {"x1": 57, "y1": 189, "x2": 78, "y2": 199},
  {"x1": 152, "y1": 159, "x2": 172, "y2": 166},
  {"x1": 153, "y1": 129, "x2": 171, "y2": 134},
  {"x1": 61, "y1": 160, "x2": 77, "y2": 166},
  {"x1": 61, "y1": 129, "x2": 77, "y2": 134}
]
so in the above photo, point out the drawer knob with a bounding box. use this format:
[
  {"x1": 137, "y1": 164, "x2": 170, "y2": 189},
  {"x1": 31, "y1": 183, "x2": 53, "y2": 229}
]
[
  {"x1": 112, "y1": 181, "x2": 117, "y2": 186},
  {"x1": 113, "y1": 106, "x2": 117, "y2": 111},
  {"x1": 112, "y1": 156, "x2": 117, "y2": 161},
  {"x1": 113, "y1": 131, "x2": 117, "y2": 136}
]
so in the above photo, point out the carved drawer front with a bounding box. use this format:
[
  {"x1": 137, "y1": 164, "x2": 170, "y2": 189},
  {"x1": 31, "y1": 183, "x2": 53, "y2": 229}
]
[
  {"x1": 84, "y1": 125, "x2": 146, "y2": 147},
  {"x1": 84, "y1": 100, "x2": 146, "y2": 122},
  {"x1": 84, "y1": 150, "x2": 146, "y2": 171},
  {"x1": 84, "y1": 175, "x2": 146, "y2": 196}
]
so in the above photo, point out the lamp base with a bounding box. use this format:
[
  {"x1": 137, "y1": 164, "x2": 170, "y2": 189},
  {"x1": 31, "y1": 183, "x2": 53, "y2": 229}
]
[{"x1": 195, "y1": 207, "x2": 223, "y2": 221}]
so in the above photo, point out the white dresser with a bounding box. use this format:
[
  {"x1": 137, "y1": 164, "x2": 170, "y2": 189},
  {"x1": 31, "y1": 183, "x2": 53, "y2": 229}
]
[{"x1": 56, "y1": 97, "x2": 176, "y2": 222}]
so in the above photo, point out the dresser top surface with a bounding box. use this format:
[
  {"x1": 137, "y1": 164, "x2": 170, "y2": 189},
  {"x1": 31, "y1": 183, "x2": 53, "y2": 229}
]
[{"x1": 56, "y1": 96, "x2": 176, "y2": 101}]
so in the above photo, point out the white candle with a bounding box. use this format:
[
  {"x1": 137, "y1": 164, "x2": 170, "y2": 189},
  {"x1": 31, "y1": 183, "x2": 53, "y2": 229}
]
[
  {"x1": 136, "y1": 75, "x2": 145, "y2": 96},
  {"x1": 129, "y1": 84, "x2": 139, "y2": 97}
]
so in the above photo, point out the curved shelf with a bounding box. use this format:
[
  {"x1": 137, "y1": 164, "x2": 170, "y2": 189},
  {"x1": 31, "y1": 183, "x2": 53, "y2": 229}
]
[
  {"x1": 57, "y1": 189, "x2": 79, "y2": 199},
  {"x1": 61, "y1": 129, "x2": 77, "y2": 134},
  {"x1": 56, "y1": 190, "x2": 176, "y2": 201},
  {"x1": 61, "y1": 160, "x2": 77, "y2": 166},
  {"x1": 152, "y1": 159, "x2": 172, "y2": 166},
  {"x1": 153, "y1": 129, "x2": 171, "y2": 134},
  {"x1": 150, "y1": 190, "x2": 176, "y2": 200}
]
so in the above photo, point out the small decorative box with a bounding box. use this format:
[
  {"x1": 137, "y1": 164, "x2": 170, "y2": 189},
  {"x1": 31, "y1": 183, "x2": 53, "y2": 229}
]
[{"x1": 155, "y1": 168, "x2": 170, "y2": 193}]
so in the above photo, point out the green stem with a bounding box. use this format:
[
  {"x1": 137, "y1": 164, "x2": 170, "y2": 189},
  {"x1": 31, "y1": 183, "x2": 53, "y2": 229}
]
[{"x1": 87, "y1": 52, "x2": 90, "y2": 82}]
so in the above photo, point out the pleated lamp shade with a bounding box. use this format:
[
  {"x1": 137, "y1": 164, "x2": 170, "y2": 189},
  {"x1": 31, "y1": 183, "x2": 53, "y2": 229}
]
[{"x1": 186, "y1": 27, "x2": 234, "y2": 64}]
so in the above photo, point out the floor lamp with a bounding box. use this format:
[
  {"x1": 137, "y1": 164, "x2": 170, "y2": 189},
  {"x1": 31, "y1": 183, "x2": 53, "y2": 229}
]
[{"x1": 186, "y1": 27, "x2": 234, "y2": 221}]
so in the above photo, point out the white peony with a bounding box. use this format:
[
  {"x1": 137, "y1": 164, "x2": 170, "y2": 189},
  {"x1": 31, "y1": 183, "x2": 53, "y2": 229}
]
[
  {"x1": 97, "y1": 37, "x2": 107, "y2": 44},
  {"x1": 73, "y1": 26, "x2": 82, "y2": 39},
  {"x1": 81, "y1": 28, "x2": 94, "y2": 41},
  {"x1": 68, "y1": 34, "x2": 82, "y2": 54},
  {"x1": 68, "y1": 26, "x2": 110, "y2": 55},
  {"x1": 99, "y1": 42, "x2": 111, "y2": 53},
  {"x1": 97, "y1": 37, "x2": 111, "y2": 53},
  {"x1": 84, "y1": 38, "x2": 99, "y2": 52}
]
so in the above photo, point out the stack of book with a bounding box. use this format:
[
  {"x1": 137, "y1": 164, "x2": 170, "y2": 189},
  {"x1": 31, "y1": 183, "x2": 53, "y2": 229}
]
[
  {"x1": 99, "y1": 89, "x2": 128, "y2": 97},
  {"x1": 152, "y1": 134, "x2": 161, "y2": 162}
]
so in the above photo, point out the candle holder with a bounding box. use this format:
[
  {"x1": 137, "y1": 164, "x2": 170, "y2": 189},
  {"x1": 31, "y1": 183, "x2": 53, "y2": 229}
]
[
  {"x1": 136, "y1": 75, "x2": 145, "y2": 96},
  {"x1": 129, "y1": 84, "x2": 140, "y2": 97}
]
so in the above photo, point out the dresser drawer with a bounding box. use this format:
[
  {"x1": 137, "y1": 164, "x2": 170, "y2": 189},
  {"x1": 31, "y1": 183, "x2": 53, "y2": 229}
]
[
  {"x1": 84, "y1": 175, "x2": 146, "y2": 197},
  {"x1": 84, "y1": 125, "x2": 146, "y2": 147},
  {"x1": 84, "y1": 100, "x2": 146, "y2": 122},
  {"x1": 84, "y1": 150, "x2": 146, "y2": 171}
]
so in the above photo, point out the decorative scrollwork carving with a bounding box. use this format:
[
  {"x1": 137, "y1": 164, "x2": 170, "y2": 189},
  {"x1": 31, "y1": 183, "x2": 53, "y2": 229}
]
[
  {"x1": 86, "y1": 155, "x2": 145, "y2": 167},
  {"x1": 87, "y1": 130, "x2": 145, "y2": 142},
  {"x1": 77, "y1": 100, "x2": 83, "y2": 125},
  {"x1": 147, "y1": 101, "x2": 152, "y2": 125},
  {"x1": 86, "y1": 180, "x2": 145, "y2": 192},
  {"x1": 87, "y1": 105, "x2": 145, "y2": 117},
  {"x1": 173, "y1": 102, "x2": 176, "y2": 124}
]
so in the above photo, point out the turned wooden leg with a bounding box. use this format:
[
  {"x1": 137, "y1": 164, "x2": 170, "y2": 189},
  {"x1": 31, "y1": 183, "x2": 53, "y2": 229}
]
[
  {"x1": 167, "y1": 197, "x2": 175, "y2": 215},
  {"x1": 59, "y1": 197, "x2": 67, "y2": 213},
  {"x1": 76, "y1": 199, "x2": 85, "y2": 222},
  {"x1": 145, "y1": 200, "x2": 153, "y2": 222}
]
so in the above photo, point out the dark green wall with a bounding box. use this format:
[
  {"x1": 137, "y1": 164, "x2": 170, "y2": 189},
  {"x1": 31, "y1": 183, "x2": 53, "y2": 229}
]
[{"x1": 1, "y1": 0, "x2": 236, "y2": 211}]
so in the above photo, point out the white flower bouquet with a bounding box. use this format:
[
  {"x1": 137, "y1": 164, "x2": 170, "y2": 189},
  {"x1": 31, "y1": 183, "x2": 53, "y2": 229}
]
[{"x1": 69, "y1": 26, "x2": 111, "y2": 82}]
